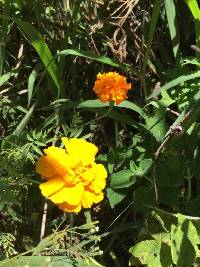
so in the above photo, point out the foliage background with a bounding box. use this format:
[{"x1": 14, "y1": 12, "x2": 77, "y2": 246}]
[{"x1": 0, "y1": 0, "x2": 200, "y2": 266}]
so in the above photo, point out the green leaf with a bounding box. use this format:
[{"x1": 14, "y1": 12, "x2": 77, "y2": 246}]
[
  {"x1": 164, "y1": 0, "x2": 180, "y2": 61},
  {"x1": 28, "y1": 69, "x2": 37, "y2": 107},
  {"x1": 58, "y1": 49, "x2": 132, "y2": 72},
  {"x1": 156, "y1": 156, "x2": 185, "y2": 186},
  {"x1": 13, "y1": 104, "x2": 35, "y2": 136},
  {"x1": 159, "y1": 186, "x2": 180, "y2": 206},
  {"x1": 143, "y1": 0, "x2": 161, "y2": 74},
  {"x1": 149, "y1": 70, "x2": 200, "y2": 99},
  {"x1": 133, "y1": 185, "x2": 157, "y2": 213},
  {"x1": 110, "y1": 170, "x2": 136, "y2": 189},
  {"x1": 78, "y1": 100, "x2": 145, "y2": 118},
  {"x1": 106, "y1": 187, "x2": 127, "y2": 208},
  {"x1": 0, "y1": 256, "x2": 99, "y2": 267},
  {"x1": 0, "y1": 1, "x2": 11, "y2": 75},
  {"x1": 171, "y1": 224, "x2": 196, "y2": 267},
  {"x1": 117, "y1": 100, "x2": 146, "y2": 118},
  {"x1": 15, "y1": 18, "x2": 60, "y2": 92},
  {"x1": 136, "y1": 158, "x2": 153, "y2": 177},
  {"x1": 184, "y1": 0, "x2": 200, "y2": 54},
  {"x1": 0, "y1": 70, "x2": 16, "y2": 87},
  {"x1": 81, "y1": 107, "x2": 147, "y2": 131},
  {"x1": 146, "y1": 92, "x2": 174, "y2": 141},
  {"x1": 129, "y1": 240, "x2": 171, "y2": 267},
  {"x1": 78, "y1": 100, "x2": 108, "y2": 108},
  {"x1": 177, "y1": 214, "x2": 199, "y2": 249},
  {"x1": 186, "y1": 196, "x2": 200, "y2": 216}
]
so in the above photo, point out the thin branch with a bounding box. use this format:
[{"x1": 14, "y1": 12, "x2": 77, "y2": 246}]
[
  {"x1": 152, "y1": 131, "x2": 174, "y2": 204},
  {"x1": 166, "y1": 107, "x2": 180, "y2": 117}
]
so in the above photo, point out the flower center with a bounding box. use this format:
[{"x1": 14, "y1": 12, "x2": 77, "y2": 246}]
[{"x1": 62, "y1": 162, "x2": 92, "y2": 186}]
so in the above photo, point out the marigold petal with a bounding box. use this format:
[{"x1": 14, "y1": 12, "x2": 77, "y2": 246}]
[
  {"x1": 36, "y1": 155, "x2": 57, "y2": 178},
  {"x1": 93, "y1": 72, "x2": 131, "y2": 104},
  {"x1": 62, "y1": 137, "x2": 98, "y2": 165},
  {"x1": 81, "y1": 190, "x2": 104, "y2": 208},
  {"x1": 88, "y1": 164, "x2": 107, "y2": 193},
  {"x1": 43, "y1": 146, "x2": 71, "y2": 176},
  {"x1": 81, "y1": 190, "x2": 94, "y2": 208},
  {"x1": 49, "y1": 183, "x2": 84, "y2": 205},
  {"x1": 81, "y1": 168, "x2": 95, "y2": 184},
  {"x1": 39, "y1": 178, "x2": 65, "y2": 197},
  {"x1": 59, "y1": 202, "x2": 81, "y2": 213}
]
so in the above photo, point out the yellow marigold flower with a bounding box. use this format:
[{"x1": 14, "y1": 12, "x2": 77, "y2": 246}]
[
  {"x1": 36, "y1": 138, "x2": 107, "y2": 213},
  {"x1": 93, "y1": 71, "x2": 132, "y2": 104}
]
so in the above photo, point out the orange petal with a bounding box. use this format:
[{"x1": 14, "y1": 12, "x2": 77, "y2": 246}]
[{"x1": 59, "y1": 202, "x2": 81, "y2": 213}]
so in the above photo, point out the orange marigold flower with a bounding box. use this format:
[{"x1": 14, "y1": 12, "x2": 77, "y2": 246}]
[
  {"x1": 93, "y1": 71, "x2": 132, "y2": 104},
  {"x1": 36, "y1": 138, "x2": 107, "y2": 213}
]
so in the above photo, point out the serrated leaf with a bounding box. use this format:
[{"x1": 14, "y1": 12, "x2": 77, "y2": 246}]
[
  {"x1": 133, "y1": 185, "x2": 156, "y2": 213},
  {"x1": 137, "y1": 158, "x2": 153, "y2": 177},
  {"x1": 177, "y1": 214, "x2": 199, "y2": 249},
  {"x1": 146, "y1": 92, "x2": 173, "y2": 142},
  {"x1": 129, "y1": 240, "x2": 171, "y2": 267},
  {"x1": 156, "y1": 156, "x2": 184, "y2": 186},
  {"x1": 110, "y1": 170, "x2": 136, "y2": 189},
  {"x1": 106, "y1": 187, "x2": 127, "y2": 208},
  {"x1": 171, "y1": 224, "x2": 196, "y2": 267}
]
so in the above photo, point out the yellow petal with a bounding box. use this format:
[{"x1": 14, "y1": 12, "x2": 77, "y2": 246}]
[
  {"x1": 59, "y1": 202, "x2": 81, "y2": 213},
  {"x1": 36, "y1": 155, "x2": 57, "y2": 178},
  {"x1": 39, "y1": 178, "x2": 65, "y2": 197},
  {"x1": 49, "y1": 183, "x2": 84, "y2": 205},
  {"x1": 62, "y1": 137, "x2": 98, "y2": 165},
  {"x1": 81, "y1": 168, "x2": 95, "y2": 184},
  {"x1": 81, "y1": 190, "x2": 94, "y2": 208},
  {"x1": 43, "y1": 146, "x2": 71, "y2": 176},
  {"x1": 93, "y1": 192, "x2": 104, "y2": 204},
  {"x1": 89, "y1": 164, "x2": 107, "y2": 193},
  {"x1": 81, "y1": 190, "x2": 104, "y2": 208}
]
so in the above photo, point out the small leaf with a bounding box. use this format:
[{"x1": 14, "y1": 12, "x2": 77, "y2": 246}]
[
  {"x1": 28, "y1": 69, "x2": 37, "y2": 107},
  {"x1": 0, "y1": 70, "x2": 16, "y2": 87}
]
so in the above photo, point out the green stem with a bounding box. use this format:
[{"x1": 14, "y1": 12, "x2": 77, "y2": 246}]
[{"x1": 84, "y1": 210, "x2": 92, "y2": 224}]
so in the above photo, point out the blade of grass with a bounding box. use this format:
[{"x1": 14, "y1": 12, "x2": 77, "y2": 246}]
[
  {"x1": 0, "y1": 70, "x2": 16, "y2": 87},
  {"x1": 142, "y1": 0, "x2": 161, "y2": 99},
  {"x1": 28, "y1": 69, "x2": 37, "y2": 107},
  {"x1": 0, "y1": 1, "x2": 11, "y2": 75},
  {"x1": 13, "y1": 104, "x2": 36, "y2": 136},
  {"x1": 148, "y1": 69, "x2": 200, "y2": 99},
  {"x1": 57, "y1": 49, "x2": 134, "y2": 73},
  {"x1": 0, "y1": 15, "x2": 61, "y2": 95},
  {"x1": 168, "y1": 90, "x2": 200, "y2": 134},
  {"x1": 164, "y1": 0, "x2": 180, "y2": 62},
  {"x1": 184, "y1": 0, "x2": 200, "y2": 58},
  {"x1": 15, "y1": 18, "x2": 60, "y2": 94}
]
